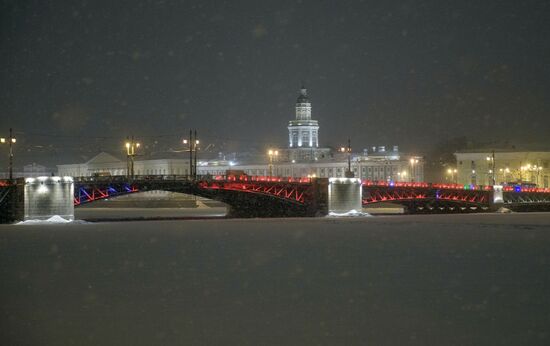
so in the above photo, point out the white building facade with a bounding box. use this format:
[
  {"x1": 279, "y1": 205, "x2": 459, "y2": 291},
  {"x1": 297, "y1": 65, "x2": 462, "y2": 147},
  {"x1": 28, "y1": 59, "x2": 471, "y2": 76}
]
[
  {"x1": 57, "y1": 85, "x2": 424, "y2": 182},
  {"x1": 57, "y1": 149, "x2": 423, "y2": 182},
  {"x1": 454, "y1": 150, "x2": 550, "y2": 187},
  {"x1": 57, "y1": 152, "x2": 192, "y2": 177},
  {"x1": 279, "y1": 86, "x2": 331, "y2": 162},
  {"x1": 288, "y1": 86, "x2": 319, "y2": 148}
]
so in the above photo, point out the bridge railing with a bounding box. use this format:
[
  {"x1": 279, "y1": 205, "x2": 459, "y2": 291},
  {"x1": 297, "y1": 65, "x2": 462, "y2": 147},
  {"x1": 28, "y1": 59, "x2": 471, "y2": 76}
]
[
  {"x1": 73, "y1": 175, "x2": 198, "y2": 184},
  {"x1": 211, "y1": 175, "x2": 313, "y2": 183},
  {"x1": 502, "y1": 186, "x2": 550, "y2": 193},
  {"x1": 70, "y1": 175, "x2": 550, "y2": 193},
  {"x1": 361, "y1": 180, "x2": 494, "y2": 191}
]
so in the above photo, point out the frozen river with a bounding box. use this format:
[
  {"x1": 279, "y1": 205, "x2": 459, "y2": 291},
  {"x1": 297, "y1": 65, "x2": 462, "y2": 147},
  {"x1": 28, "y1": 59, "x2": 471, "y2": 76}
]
[{"x1": 1, "y1": 213, "x2": 550, "y2": 345}]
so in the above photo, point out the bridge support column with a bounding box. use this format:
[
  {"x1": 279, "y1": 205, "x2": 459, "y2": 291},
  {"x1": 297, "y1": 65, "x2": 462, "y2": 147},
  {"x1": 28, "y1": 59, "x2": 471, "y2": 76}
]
[
  {"x1": 23, "y1": 177, "x2": 74, "y2": 221},
  {"x1": 306, "y1": 178, "x2": 329, "y2": 216},
  {"x1": 490, "y1": 185, "x2": 504, "y2": 212},
  {"x1": 0, "y1": 180, "x2": 24, "y2": 223},
  {"x1": 328, "y1": 178, "x2": 362, "y2": 214}
]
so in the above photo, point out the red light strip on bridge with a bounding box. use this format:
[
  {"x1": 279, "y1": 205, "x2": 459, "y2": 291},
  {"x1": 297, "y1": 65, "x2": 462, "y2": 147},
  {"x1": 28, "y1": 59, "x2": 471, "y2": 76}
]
[{"x1": 200, "y1": 181, "x2": 311, "y2": 203}]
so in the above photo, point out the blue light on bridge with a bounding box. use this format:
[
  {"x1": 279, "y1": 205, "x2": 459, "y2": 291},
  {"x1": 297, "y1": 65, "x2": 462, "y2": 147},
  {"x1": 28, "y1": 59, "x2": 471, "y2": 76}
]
[{"x1": 514, "y1": 185, "x2": 521, "y2": 193}]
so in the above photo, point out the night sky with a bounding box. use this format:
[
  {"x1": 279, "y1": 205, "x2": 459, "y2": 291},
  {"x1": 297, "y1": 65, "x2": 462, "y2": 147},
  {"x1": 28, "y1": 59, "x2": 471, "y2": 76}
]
[{"x1": 1, "y1": 0, "x2": 549, "y2": 166}]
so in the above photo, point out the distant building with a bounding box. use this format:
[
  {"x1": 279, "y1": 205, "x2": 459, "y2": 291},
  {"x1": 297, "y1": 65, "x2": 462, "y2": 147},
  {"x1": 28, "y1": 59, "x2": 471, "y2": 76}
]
[
  {"x1": 57, "y1": 152, "x2": 192, "y2": 177},
  {"x1": 23, "y1": 163, "x2": 48, "y2": 176},
  {"x1": 277, "y1": 85, "x2": 331, "y2": 162},
  {"x1": 57, "y1": 84, "x2": 424, "y2": 182},
  {"x1": 0, "y1": 162, "x2": 49, "y2": 179},
  {"x1": 454, "y1": 150, "x2": 550, "y2": 187}
]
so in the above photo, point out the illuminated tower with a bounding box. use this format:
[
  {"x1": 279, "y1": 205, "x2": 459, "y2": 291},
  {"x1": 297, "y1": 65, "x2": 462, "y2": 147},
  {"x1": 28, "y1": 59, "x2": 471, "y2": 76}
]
[{"x1": 288, "y1": 85, "x2": 319, "y2": 148}]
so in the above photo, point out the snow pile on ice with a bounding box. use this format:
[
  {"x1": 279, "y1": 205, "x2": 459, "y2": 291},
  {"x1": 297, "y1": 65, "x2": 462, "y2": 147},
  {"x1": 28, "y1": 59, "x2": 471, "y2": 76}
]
[
  {"x1": 327, "y1": 209, "x2": 371, "y2": 217},
  {"x1": 496, "y1": 207, "x2": 513, "y2": 213},
  {"x1": 17, "y1": 215, "x2": 73, "y2": 225}
]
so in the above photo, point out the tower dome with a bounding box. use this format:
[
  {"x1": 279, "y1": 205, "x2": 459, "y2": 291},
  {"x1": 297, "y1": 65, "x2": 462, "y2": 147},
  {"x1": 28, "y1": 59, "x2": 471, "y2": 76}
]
[
  {"x1": 288, "y1": 84, "x2": 319, "y2": 148},
  {"x1": 296, "y1": 86, "x2": 310, "y2": 104}
]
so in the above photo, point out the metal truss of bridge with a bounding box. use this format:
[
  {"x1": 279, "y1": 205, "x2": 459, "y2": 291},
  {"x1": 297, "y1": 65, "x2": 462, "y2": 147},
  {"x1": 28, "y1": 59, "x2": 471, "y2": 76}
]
[
  {"x1": 3, "y1": 176, "x2": 550, "y2": 223},
  {"x1": 73, "y1": 175, "x2": 328, "y2": 217},
  {"x1": 362, "y1": 181, "x2": 550, "y2": 213},
  {"x1": 73, "y1": 176, "x2": 550, "y2": 215}
]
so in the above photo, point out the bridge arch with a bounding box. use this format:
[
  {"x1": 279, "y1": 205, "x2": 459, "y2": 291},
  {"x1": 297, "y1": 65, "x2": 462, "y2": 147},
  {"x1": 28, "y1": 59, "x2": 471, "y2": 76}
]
[{"x1": 74, "y1": 177, "x2": 326, "y2": 217}]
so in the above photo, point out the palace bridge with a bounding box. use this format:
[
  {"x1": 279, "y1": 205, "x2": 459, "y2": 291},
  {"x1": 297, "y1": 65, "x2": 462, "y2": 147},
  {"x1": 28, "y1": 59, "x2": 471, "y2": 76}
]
[{"x1": 2, "y1": 175, "x2": 550, "y2": 222}]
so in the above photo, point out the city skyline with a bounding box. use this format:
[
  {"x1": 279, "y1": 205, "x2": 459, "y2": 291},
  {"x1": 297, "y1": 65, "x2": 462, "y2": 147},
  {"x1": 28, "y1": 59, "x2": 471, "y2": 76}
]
[{"x1": 1, "y1": 0, "x2": 550, "y2": 167}]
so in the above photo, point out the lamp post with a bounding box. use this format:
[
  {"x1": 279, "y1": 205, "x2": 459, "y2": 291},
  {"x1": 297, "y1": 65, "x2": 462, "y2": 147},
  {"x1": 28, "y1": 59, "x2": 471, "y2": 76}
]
[
  {"x1": 346, "y1": 138, "x2": 353, "y2": 178},
  {"x1": 520, "y1": 164, "x2": 544, "y2": 186},
  {"x1": 339, "y1": 139, "x2": 353, "y2": 178},
  {"x1": 268, "y1": 149, "x2": 278, "y2": 176},
  {"x1": 184, "y1": 130, "x2": 199, "y2": 179},
  {"x1": 1, "y1": 128, "x2": 17, "y2": 181},
  {"x1": 409, "y1": 158, "x2": 419, "y2": 182},
  {"x1": 125, "y1": 136, "x2": 140, "y2": 179},
  {"x1": 397, "y1": 170, "x2": 407, "y2": 182},
  {"x1": 446, "y1": 168, "x2": 458, "y2": 184},
  {"x1": 536, "y1": 166, "x2": 543, "y2": 186},
  {"x1": 504, "y1": 167, "x2": 510, "y2": 183},
  {"x1": 486, "y1": 151, "x2": 495, "y2": 185}
]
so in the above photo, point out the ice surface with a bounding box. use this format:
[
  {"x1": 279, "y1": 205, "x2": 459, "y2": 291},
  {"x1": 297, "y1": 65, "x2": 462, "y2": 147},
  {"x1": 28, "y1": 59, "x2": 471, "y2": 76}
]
[{"x1": 2, "y1": 213, "x2": 550, "y2": 345}]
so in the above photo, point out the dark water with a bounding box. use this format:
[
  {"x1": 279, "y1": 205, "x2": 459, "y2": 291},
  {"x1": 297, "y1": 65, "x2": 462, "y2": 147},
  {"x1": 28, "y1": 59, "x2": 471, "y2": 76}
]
[{"x1": 1, "y1": 214, "x2": 550, "y2": 345}]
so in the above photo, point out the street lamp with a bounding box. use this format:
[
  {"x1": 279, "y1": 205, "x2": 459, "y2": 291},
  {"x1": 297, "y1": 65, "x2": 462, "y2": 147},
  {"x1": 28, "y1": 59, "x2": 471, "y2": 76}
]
[
  {"x1": 520, "y1": 165, "x2": 528, "y2": 183},
  {"x1": 446, "y1": 168, "x2": 458, "y2": 184},
  {"x1": 268, "y1": 149, "x2": 278, "y2": 176},
  {"x1": 409, "y1": 158, "x2": 419, "y2": 182},
  {"x1": 125, "y1": 136, "x2": 140, "y2": 179},
  {"x1": 486, "y1": 152, "x2": 495, "y2": 185},
  {"x1": 340, "y1": 138, "x2": 353, "y2": 178},
  {"x1": 397, "y1": 170, "x2": 407, "y2": 182},
  {"x1": 520, "y1": 163, "x2": 544, "y2": 186},
  {"x1": 497, "y1": 167, "x2": 511, "y2": 184},
  {"x1": 184, "y1": 130, "x2": 200, "y2": 179},
  {"x1": 0, "y1": 128, "x2": 16, "y2": 180}
]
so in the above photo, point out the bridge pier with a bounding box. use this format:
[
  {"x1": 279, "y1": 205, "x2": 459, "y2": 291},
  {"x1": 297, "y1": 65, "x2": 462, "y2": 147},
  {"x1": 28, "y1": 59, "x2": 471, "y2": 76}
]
[
  {"x1": 490, "y1": 185, "x2": 504, "y2": 212},
  {"x1": 0, "y1": 181, "x2": 23, "y2": 223},
  {"x1": 0, "y1": 177, "x2": 74, "y2": 223},
  {"x1": 328, "y1": 178, "x2": 362, "y2": 214}
]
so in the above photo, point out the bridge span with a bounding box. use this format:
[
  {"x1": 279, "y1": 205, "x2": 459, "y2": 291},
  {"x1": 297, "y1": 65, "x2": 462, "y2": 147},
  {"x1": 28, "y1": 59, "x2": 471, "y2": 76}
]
[
  {"x1": 71, "y1": 175, "x2": 550, "y2": 215},
  {"x1": 73, "y1": 175, "x2": 328, "y2": 218},
  {"x1": 2, "y1": 175, "x2": 550, "y2": 222}
]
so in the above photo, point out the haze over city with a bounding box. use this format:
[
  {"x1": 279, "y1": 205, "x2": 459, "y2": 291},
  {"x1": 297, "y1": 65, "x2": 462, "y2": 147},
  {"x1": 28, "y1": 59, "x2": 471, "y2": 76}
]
[{"x1": 2, "y1": 0, "x2": 550, "y2": 167}]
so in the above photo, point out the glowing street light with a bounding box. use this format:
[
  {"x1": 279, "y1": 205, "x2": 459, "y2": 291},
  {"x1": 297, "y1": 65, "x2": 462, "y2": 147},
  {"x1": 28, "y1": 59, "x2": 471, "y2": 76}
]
[
  {"x1": 446, "y1": 168, "x2": 458, "y2": 184},
  {"x1": 268, "y1": 149, "x2": 279, "y2": 176},
  {"x1": 397, "y1": 170, "x2": 408, "y2": 181},
  {"x1": 498, "y1": 167, "x2": 511, "y2": 184},
  {"x1": 184, "y1": 130, "x2": 199, "y2": 179},
  {"x1": 485, "y1": 151, "x2": 496, "y2": 185},
  {"x1": 520, "y1": 163, "x2": 544, "y2": 186},
  {"x1": 340, "y1": 139, "x2": 353, "y2": 178},
  {"x1": 0, "y1": 128, "x2": 16, "y2": 180},
  {"x1": 124, "y1": 136, "x2": 140, "y2": 179},
  {"x1": 409, "y1": 158, "x2": 419, "y2": 182}
]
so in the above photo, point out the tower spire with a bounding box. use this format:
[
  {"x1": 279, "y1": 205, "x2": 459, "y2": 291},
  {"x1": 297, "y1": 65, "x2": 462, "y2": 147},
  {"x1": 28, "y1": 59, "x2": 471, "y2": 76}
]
[{"x1": 300, "y1": 81, "x2": 307, "y2": 96}]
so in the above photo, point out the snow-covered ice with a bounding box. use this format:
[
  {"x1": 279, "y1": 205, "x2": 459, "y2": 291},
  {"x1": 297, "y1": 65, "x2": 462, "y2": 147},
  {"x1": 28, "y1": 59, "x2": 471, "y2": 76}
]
[
  {"x1": 327, "y1": 209, "x2": 371, "y2": 217},
  {"x1": 17, "y1": 215, "x2": 73, "y2": 225},
  {"x1": 1, "y1": 213, "x2": 550, "y2": 345}
]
